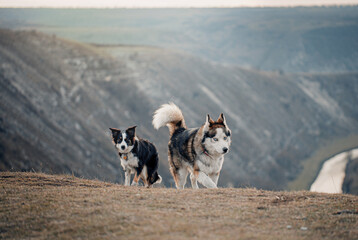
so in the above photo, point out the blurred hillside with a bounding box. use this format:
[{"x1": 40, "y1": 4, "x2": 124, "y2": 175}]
[
  {"x1": 1, "y1": 7, "x2": 358, "y2": 73},
  {"x1": 343, "y1": 154, "x2": 358, "y2": 195},
  {"x1": 1, "y1": 29, "x2": 358, "y2": 190},
  {"x1": 102, "y1": 44, "x2": 358, "y2": 189},
  {"x1": 0, "y1": 29, "x2": 161, "y2": 183}
]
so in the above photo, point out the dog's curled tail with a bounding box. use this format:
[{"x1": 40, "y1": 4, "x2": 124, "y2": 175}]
[{"x1": 152, "y1": 102, "x2": 186, "y2": 136}]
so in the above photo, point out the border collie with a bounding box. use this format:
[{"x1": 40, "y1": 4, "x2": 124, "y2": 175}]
[{"x1": 110, "y1": 126, "x2": 162, "y2": 187}]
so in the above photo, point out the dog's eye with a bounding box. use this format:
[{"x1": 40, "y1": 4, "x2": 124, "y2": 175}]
[
  {"x1": 224, "y1": 137, "x2": 227, "y2": 140},
  {"x1": 213, "y1": 138, "x2": 218, "y2": 141}
]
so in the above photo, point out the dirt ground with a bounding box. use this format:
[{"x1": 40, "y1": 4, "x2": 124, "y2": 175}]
[{"x1": 0, "y1": 172, "x2": 357, "y2": 239}]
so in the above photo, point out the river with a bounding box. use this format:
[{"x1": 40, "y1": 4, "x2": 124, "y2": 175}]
[{"x1": 310, "y1": 148, "x2": 358, "y2": 194}]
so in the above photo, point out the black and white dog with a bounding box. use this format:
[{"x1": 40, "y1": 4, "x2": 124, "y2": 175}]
[
  {"x1": 153, "y1": 103, "x2": 231, "y2": 189},
  {"x1": 109, "y1": 126, "x2": 162, "y2": 187}
]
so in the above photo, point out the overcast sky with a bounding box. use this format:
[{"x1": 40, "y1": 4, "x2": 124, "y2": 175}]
[{"x1": 1, "y1": 0, "x2": 358, "y2": 8}]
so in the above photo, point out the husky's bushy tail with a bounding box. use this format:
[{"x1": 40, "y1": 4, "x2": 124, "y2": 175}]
[{"x1": 152, "y1": 102, "x2": 186, "y2": 136}]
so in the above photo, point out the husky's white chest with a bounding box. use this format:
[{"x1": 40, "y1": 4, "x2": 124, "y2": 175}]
[
  {"x1": 197, "y1": 155, "x2": 224, "y2": 175},
  {"x1": 120, "y1": 153, "x2": 139, "y2": 171}
]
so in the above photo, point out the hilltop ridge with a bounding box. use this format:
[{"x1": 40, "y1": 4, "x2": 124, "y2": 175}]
[{"x1": 1, "y1": 172, "x2": 357, "y2": 239}]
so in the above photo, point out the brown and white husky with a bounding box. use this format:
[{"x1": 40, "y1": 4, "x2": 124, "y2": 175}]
[{"x1": 153, "y1": 103, "x2": 231, "y2": 189}]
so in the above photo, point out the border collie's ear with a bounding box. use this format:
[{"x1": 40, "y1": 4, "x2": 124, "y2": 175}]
[
  {"x1": 109, "y1": 128, "x2": 121, "y2": 132},
  {"x1": 126, "y1": 126, "x2": 137, "y2": 137},
  {"x1": 217, "y1": 113, "x2": 226, "y2": 125}
]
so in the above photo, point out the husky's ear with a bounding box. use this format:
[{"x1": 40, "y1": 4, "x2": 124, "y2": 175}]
[
  {"x1": 126, "y1": 126, "x2": 137, "y2": 137},
  {"x1": 217, "y1": 113, "x2": 227, "y2": 126},
  {"x1": 204, "y1": 114, "x2": 214, "y2": 131}
]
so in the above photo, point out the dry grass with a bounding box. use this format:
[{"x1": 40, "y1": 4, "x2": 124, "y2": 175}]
[{"x1": 1, "y1": 172, "x2": 357, "y2": 240}]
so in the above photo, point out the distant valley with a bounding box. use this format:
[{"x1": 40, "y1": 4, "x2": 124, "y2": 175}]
[{"x1": 1, "y1": 7, "x2": 358, "y2": 73}]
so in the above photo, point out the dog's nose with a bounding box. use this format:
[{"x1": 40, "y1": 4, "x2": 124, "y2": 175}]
[
  {"x1": 223, "y1": 147, "x2": 228, "y2": 153},
  {"x1": 121, "y1": 145, "x2": 125, "y2": 150}
]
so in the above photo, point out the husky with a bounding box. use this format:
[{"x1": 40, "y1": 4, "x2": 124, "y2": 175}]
[
  {"x1": 109, "y1": 126, "x2": 162, "y2": 187},
  {"x1": 153, "y1": 103, "x2": 231, "y2": 189}
]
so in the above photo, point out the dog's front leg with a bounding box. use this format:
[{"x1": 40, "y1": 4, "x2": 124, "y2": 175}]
[
  {"x1": 209, "y1": 172, "x2": 220, "y2": 185},
  {"x1": 196, "y1": 171, "x2": 217, "y2": 189},
  {"x1": 124, "y1": 170, "x2": 131, "y2": 186},
  {"x1": 131, "y1": 172, "x2": 140, "y2": 186},
  {"x1": 190, "y1": 173, "x2": 199, "y2": 189}
]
